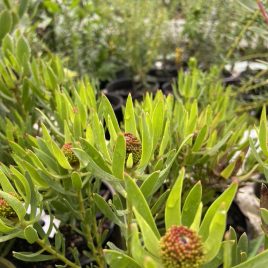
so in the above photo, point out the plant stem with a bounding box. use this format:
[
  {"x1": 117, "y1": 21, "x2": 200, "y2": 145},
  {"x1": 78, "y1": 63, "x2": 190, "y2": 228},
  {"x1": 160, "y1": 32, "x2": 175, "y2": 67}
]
[
  {"x1": 36, "y1": 239, "x2": 80, "y2": 268},
  {"x1": 238, "y1": 68, "x2": 268, "y2": 94},
  {"x1": 126, "y1": 196, "x2": 133, "y2": 256},
  {"x1": 240, "y1": 79, "x2": 268, "y2": 94},
  {"x1": 19, "y1": 221, "x2": 79, "y2": 267},
  {"x1": 89, "y1": 190, "x2": 105, "y2": 267},
  {"x1": 236, "y1": 99, "x2": 268, "y2": 113},
  {"x1": 220, "y1": 9, "x2": 259, "y2": 72},
  {"x1": 226, "y1": 10, "x2": 259, "y2": 60},
  {"x1": 257, "y1": 0, "x2": 268, "y2": 25},
  {"x1": 237, "y1": 52, "x2": 268, "y2": 61},
  {"x1": 77, "y1": 191, "x2": 105, "y2": 267}
]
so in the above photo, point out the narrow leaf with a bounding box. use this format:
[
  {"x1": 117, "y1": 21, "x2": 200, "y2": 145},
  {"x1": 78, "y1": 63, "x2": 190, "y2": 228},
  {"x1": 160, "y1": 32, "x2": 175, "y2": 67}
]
[
  {"x1": 182, "y1": 181, "x2": 202, "y2": 227},
  {"x1": 112, "y1": 134, "x2": 125, "y2": 180},
  {"x1": 125, "y1": 94, "x2": 137, "y2": 136},
  {"x1": 104, "y1": 250, "x2": 141, "y2": 268},
  {"x1": 165, "y1": 168, "x2": 185, "y2": 229},
  {"x1": 125, "y1": 175, "x2": 159, "y2": 237}
]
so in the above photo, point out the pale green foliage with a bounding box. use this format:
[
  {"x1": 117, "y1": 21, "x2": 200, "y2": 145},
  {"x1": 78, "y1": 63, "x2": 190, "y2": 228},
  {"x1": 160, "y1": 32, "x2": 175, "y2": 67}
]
[{"x1": 0, "y1": 31, "x2": 266, "y2": 268}]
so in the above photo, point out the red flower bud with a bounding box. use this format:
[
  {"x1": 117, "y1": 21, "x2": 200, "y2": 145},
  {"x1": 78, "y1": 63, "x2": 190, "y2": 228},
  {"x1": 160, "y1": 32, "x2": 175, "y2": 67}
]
[
  {"x1": 123, "y1": 133, "x2": 142, "y2": 166},
  {"x1": 62, "y1": 143, "x2": 79, "y2": 168},
  {"x1": 160, "y1": 225, "x2": 204, "y2": 268},
  {"x1": 0, "y1": 192, "x2": 21, "y2": 219}
]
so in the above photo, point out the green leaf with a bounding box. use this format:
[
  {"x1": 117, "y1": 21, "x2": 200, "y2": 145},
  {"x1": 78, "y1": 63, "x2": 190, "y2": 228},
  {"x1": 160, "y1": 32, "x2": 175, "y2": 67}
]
[
  {"x1": 204, "y1": 206, "x2": 227, "y2": 263},
  {"x1": 93, "y1": 193, "x2": 122, "y2": 226},
  {"x1": 72, "y1": 149, "x2": 125, "y2": 196},
  {"x1": 71, "y1": 172, "x2": 82, "y2": 191},
  {"x1": 151, "y1": 190, "x2": 170, "y2": 215},
  {"x1": 55, "y1": 232, "x2": 63, "y2": 252},
  {"x1": 107, "y1": 115, "x2": 117, "y2": 146},
  {"x1": 190, "y1": 202, "x2": 203, "y2": 232},
  {"x1": 220, "y1": 161, "x2": 236, "y2": 179},
  {"x1": 0, "y1": 218, "x2": 15, "y2": 233},
  {"x1": 187, "y1": 99, "x2": 198, "y2": 135},
  {"x1": 100, "y1": 95, "x2": 120, "y2": 134},
  {"x1": 104, "y1": 250, "x2": 141, "y2": 268},
  {"x1": 0, "y1": 191, "x2": 26, "y2": 221},
  {"x1": 0, "y1": 230, "x2": 23, "y2": 242},
  {"x1": 199, "y1": 182, "x2": 238, "y2": 240},
  {"x1": 232, "y1": 249, "x2": 268, "y2": 268},
  {"x1": 16, "y1": 35, "x2": 31, "y2": 64},
  {"x1": 125, "y1": 94, "x2": 137, "y2": 136},
  {"x1": 237, "y1": 233, "x2": 248, "y2": 264},
  {"x1": 112, "y1": 134, "x2": 125, "y2": 179},
  {"x1": 125, "y1": 175, "x2": 159, "y2": 237},
  {"x1": 133, "y1": 209, "x2": 160, "y2": 257},
  {"x1": 237, "y1": 0, "x2": 257, "y2": 11},
  {"x1": 151, "y1": 135, "x2": 193, "y2": 197},
  {"x1": 26, "y1": 149, "x2": 47, "y2": 172},
  {"x1": 259, "y1": 106, "x2": 268, "y2": 157},
  {"x1": 24, "y1": 225, "x2": 39, "y2": 244},
  {"x1": 64, "y1": 121, "x2": 72, "y2": 143},
  {"x1": 182, "y1": 181, "x2": 202, "y2": 227},
  {"x1": 165, "y1": 168, "x2": 185, "y2": 229},
  {"x1": 131, "y1": 223, "x2": 146, "y2": 265},
  {"x1": 159, "y1": 119, "x2": 170, "y2": 155},
  {"x1": 140, "y1": 171, "x2": 160, "y2": 198},
  {"x1": 10, "y1": 166, "x2": 31, "y2": 207},
  {"x1": 80, "y1": 138, "x2": 112, "y2": 173},
  {"x1": 18, "y1": 0, "x2": 29, "y2": 17},
  {"x1": 228, "y1": 226, "x2": 238, "y2": 266},
  {"x1": 13, "y1": 250, "x2": 56, "y2": 262},
  {"x1": 3, "y1": 0, "x2": 11, "y2": 9},
  {"x1": 206, "y1": 131, "x2": 232, "y2": 156},
  {"x1": 0, "y1": 168, "x2": 16, "y2": 193},
  {"x1": 0, "y1": 257, "x2": 16, "y2": 268},
  {"x1": 0, "y1": 10, "x2": 12, "y2": 43},
  {"x1": 249, "y1": 138, "x2": 264, "y2": 166},
  {"x1": 91, "y1": 111, "x2": 111, "y2": 161},
  {"x1": 74, "y1": 90, "x2": 87, "y2": 129},
  {"x1": 73, "y1": 113, "x2": 82, "y2": 140},
  {"x1": 126, "y1": 153, "x2": 134, "y2": 169},
  {"x1": 38, "y1": 111, "x2": 64, "y2": 139},
  {"x1": 192, "y1": 125, "x2": 207, "y2": 152},
  {"x1": 50, "y1": 140, "x2": 73, "y2": 170},
  {"x1": 152, "y1": 99, "x2": 164, "y2": 149},
  {"x1": 261, "y1": 208, "x2": 268, "y2": 225},
  {"x1": 17, "y1": 158, "x2": 48, "y2": 187},
  {"x1": 138, "y1": 114, "x2": 153, "y2": 170},
  {"x1": 223, "y1": 240, "x2": 235, "y2": 268},
  {"x1": 143, "y1": 256, "x2": 159, "y2": 268}
]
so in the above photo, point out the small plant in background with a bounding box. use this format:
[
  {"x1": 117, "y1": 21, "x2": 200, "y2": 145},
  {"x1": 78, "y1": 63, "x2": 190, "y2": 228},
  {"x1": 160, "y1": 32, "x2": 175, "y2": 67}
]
[
  {"x1": 34, "y1": 0, "x2": 120, "y2": 81},
  {"x1": 32, "y1": 0, "x2": 169, "y2": 86},
  {"x1": 108, "y1": 0, "x2": 168, "y2": 85}
]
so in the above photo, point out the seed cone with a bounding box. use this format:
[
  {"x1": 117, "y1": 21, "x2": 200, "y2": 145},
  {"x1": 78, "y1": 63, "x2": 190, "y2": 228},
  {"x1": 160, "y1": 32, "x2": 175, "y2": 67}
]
[
  {"x1": 160, "y1": 225, "x2": 204, "y2": 268},
  {"x1": 62, "y1": 143, "x2": 79, "y2": 168},
  {"x1": 123, "y1": 133, "x2": 142, "y2": 166}
]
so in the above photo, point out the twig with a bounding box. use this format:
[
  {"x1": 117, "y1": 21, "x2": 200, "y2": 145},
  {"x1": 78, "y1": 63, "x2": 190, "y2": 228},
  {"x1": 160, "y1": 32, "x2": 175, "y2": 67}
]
[
  {"x1": 257, "y1": 0, "x2": 268, "y2": 25},
  {"x1": 220, "y1": 9, "x2": 260, "y2": 72}
]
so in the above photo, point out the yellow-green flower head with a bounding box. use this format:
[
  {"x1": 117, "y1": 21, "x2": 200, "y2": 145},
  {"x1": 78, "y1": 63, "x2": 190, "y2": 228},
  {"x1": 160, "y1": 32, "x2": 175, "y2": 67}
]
[
  {"x1": 123, "y1": 133, "x2": 142, "y2": 166},
  {"x1": 160, "y1": 225, "x2": 204, "y2": 268},
  {"x1": 62, "y1": 143, "x2": 79, "y2": 168},
  {"x1": 0, "y1": 193, "x2": 19, "y2": 219}
]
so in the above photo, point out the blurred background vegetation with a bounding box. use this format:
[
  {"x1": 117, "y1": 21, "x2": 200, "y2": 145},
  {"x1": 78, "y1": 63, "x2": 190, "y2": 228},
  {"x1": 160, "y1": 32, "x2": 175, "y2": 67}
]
[{"x1": 1, "y1": 0, "x2": 268, "y2": 110}]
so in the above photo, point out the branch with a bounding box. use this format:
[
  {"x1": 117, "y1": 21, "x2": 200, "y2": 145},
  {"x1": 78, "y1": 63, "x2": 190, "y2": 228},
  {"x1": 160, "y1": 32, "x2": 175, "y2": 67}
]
[{"x1": 257, "y1": 0, "x2": 268, "y2": 25}]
